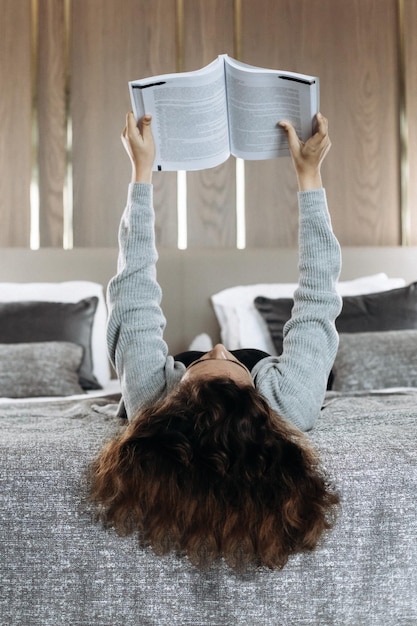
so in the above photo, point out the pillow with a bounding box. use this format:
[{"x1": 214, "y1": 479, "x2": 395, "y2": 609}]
[
  {"x1": 253, "y1": 296, "x2": 293, "y2": 355},
  {"x1": 211, "y1": 274, "x2": 405, "y2": 352},
  {"x1": 336, "y1": 282, "x2": 417, "y2": 333},
  {"x1": 0, "y1": 341, "x2": 84, "y2": 398},
  {"x1": 188, "y1": 333, "x2": 213, "y2": 352},
  {"x1": 254, "y1": 282, "x2": 417, "y2": 357},
  {"x1": 212, "y1": 283, "x2": 297, "y2": 352},
  {"x1": 0, "y1": 298, "x2": 100, "y2": 390},
  {"x1": 332, "y1": 330, "x2": 417, "y2": 391},
  {"x1": 0, "y1": 281, "x2": 110, "y2": 387}
]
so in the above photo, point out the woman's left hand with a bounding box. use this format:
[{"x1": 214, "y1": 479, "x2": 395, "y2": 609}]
[
  {"x1": 121, "y1": 112, "x2": 155, "y2": 183},
  {"x1": 279, "y1": 113, "x2": 331, "y2": 191}
]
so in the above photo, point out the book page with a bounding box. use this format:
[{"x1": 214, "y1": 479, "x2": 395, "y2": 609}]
[
  {"x1": 225, "y1": 58, "x2": 319, "y2": 160},
  {"x1": 130, "y1": 58, "x2": 230, "y2": 171}
]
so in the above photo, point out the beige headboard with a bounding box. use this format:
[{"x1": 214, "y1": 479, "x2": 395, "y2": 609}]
[{"x1": 1, "y1": 246, "x2": 417, "y2": 354}]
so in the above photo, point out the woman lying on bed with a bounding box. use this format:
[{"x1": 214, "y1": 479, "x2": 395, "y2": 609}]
[{"x1": 90, "y1": 112, "x2": 342, "y2": 570}]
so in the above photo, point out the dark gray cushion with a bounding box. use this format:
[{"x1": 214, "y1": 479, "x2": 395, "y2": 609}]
[
  {"x1": 0, "y1": 297, "x2": 100, "y2": 389},
  {"x1": 336, "y1": 282, "x2": 417, "y2": 333},
  {"x1": 332, "y1": 330, "x2": 417, "y2": 391},
  {"x1": 0, "y1": 341, "x2": 84, "y2": 397}
]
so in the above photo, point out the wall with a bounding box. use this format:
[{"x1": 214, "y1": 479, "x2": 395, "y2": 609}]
[{"x1": 0, "y1": 0, "x2": 416, "y2": 249}]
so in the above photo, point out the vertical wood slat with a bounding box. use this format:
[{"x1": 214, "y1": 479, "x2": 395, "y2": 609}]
[
  {"x1": 0, "y1": 0, "x2": 32, "y2": 247},
  {"x1": 37, "y1": 0, "x2": 66, "y2": 247},
  {"x1": 182, "y1": 0, "x2": 236, "y2": 248},
  {"x1": 404, "y1": 0, "x2": 417, "y2": 245},
  {"x1": 241, "y1": 0, "x2": 297, "y2": 249},
  {"x1": 241, "y1": 0, "x2": 400, "y2": 248},
  {"x1": 70, "y1": 0, "x2": 178, "y2": 248}
]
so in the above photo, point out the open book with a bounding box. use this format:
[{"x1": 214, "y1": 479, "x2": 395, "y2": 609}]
[{"x1": 129, "y1": 54, "x2": 319, "y2": 172}]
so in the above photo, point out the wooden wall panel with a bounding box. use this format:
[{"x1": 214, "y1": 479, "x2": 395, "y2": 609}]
[
  {"x1": 241, "y1": 0, "x2": 400, "y2": 247},
  {"x1": 405, "y1": 0, "x2": 417, "y2": 245},
  {"x1": 71, "y1": 0, "x2": 177, "y2": 247},
  {"x1": 0, "y1": 0, "x2": 32, "y2": 247},
  {"x1": 37, "y1": 0, "x2": 66, "y2": 247},
  {"x1": 0, "y1": 0, "x2": 415, "y2": 252},
  {"x1": 182, "y1": 0, "x2": 236, "y2": 248}
]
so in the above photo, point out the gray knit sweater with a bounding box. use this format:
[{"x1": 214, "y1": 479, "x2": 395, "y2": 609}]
[{"x1": 107, "y1": 183, "x2": 342, "y2": 431}]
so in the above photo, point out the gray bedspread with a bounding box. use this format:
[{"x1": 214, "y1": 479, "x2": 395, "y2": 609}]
[{"x1": 1, "y1": 391, "x2": 416, "y2": 626}]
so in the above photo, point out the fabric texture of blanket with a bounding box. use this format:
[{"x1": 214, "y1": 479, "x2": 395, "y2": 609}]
[{"x1": 1, "y1": 392, "x2": 416, "y2": 625}]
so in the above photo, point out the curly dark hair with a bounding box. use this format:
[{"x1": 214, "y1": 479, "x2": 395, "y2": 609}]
[{"x1": 89, "y1": 378, "x2": 339, "y2": 570}]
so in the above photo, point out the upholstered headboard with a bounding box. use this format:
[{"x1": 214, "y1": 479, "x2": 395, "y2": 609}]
[{"x1": 1, "y1": 246, "x2": 417, "y2": 354}]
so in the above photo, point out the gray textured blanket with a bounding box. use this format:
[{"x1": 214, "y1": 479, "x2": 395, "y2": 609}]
[{"x1": 1, "y1": 391, "x2": 416, "y2": 626}]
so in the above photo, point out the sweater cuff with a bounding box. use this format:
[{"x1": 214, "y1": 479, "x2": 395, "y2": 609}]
[
  {"x1": 297, "y1": 187, "x2": 326, "y2": 207},
  {"x1": 127, "y1": 182, "x2": 153, "y2": 205}
]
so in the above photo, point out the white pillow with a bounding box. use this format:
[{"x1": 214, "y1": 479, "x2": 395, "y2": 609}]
[
  {"x1": 188, "y1": 333, "x2": 213, "y2": 352},
  {"x1": 211, "y1": 274, "x2": 406, "y2": 353},
  {"x1": 0, "y1": 281, "x2": 110, "y2": 387}
]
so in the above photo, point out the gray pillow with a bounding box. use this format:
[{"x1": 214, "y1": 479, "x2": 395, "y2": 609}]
[
  {"x1": 332, "y1": 330, "x2": 417, "y2": 392},
  {"x1": 0, "y1": 341, "x2": 85, "y2": 398},
  {"x1": 0, "y1": 298, "x2": 100, "y2": 390}
]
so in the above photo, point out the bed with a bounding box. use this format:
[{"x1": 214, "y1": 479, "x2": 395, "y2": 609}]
[{"x1": 1, "y1": 246, "x2": 417, "y2": 626}]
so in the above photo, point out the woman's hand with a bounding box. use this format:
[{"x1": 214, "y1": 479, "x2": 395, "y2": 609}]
[
  {"x1": 121, "y1": 112, "x2": 155, "y2": 183},
  {"x1": 279, "y1": 113, "x2": 331, "y2": 191}
]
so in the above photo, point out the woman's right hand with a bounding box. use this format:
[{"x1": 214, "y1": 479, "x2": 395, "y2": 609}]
[
  {"x1": 279, "y1": 113, "x2": 331, "y2": 191},
  {"x1": 121, "y1": 112, "x2": 155, "y2": 183}
]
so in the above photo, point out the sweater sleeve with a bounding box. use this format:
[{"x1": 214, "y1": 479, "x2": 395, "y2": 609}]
[
  {"x1": 252, "y1": 188, "x2": 342, "y2": 432},
  {"x1": 106, "y1": 183, "x2": 185, "y2": 419}
]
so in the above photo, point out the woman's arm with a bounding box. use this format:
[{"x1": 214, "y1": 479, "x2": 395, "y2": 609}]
[
  {"x1": 253, "y1": 115, "x2": 342, "y2": 431},
  {"x1": 107, "y1": 114, "x2": 184, "y2": 419}
]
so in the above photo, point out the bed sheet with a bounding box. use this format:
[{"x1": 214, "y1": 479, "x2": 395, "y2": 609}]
[
  {"x1": 0, "y1": 378, "x2": 121, "y2": 404},
  {"x1": 0, "y1": 389, "x2": 416, "y2": 625}
]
